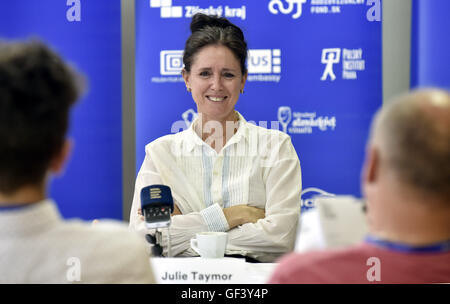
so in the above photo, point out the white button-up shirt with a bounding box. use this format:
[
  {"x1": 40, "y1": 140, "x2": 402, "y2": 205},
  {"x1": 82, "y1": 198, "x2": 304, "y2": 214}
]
[{"x1": 130, "y1": 113, "x2": 302, "y2": 262}]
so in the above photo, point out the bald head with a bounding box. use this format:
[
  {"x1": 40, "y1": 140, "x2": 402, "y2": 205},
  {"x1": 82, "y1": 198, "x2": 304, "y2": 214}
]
[{"x1": 369, "y1": 89, "x2": 450, "y2": 202}]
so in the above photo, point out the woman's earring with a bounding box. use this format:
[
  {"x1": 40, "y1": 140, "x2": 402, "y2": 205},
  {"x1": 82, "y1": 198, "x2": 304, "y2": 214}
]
[
  {"x1": 240, "y1": 89, "x2": 244, "y2": 94},
  {"x1": 187, "y1": 87, "x2": 192, "y2": 92}
]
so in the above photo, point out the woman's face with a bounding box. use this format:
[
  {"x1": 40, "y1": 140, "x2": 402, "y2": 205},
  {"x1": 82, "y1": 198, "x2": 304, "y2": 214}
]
[{"x1": 183, "y1": 44, "x2": 246, "y2": 122}]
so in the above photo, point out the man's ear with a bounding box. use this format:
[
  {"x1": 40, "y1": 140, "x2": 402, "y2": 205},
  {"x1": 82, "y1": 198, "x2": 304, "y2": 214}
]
[
  {"x1": 50, "y1": 139, "x2": 73, "y2": 176},
  {"x1": 362, "y1": 145, "x2": 379, "y2": 185}
]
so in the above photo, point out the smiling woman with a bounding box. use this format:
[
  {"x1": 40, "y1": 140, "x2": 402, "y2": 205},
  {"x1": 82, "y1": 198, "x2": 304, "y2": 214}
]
[
  {"x1": 183, "y1": 44, "x2": 245, "y2": 129},
  {"x1": 130, "y1": 13, "x2": 302, "y2": 263}
]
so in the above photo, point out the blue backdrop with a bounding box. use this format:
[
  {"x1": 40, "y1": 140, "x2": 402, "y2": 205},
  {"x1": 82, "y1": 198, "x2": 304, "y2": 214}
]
[
  {"x1": 411, "y1": 0, "x2": 450, "y2": 89},
  {"x1": 135, "y1": 0, "x2": 383, "y2": 208},
  {"x1": 0, "y1": 0, "x2": 123, "y2": 220},
  {"x1": 1, "y1": 1, "x2": 389, "y2": 219}
]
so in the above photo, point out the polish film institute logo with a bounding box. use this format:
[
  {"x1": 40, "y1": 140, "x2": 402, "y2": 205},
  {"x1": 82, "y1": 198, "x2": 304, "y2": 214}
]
[
  {"x1": 320, "y1": 48, "x2": 340, "y2": 81},
  {"x1": 268, "y1": 0, "x2": 307, "y2": 19},
  {"x1": 160, "y1": 50, "x2": 184, "y2": 75}
]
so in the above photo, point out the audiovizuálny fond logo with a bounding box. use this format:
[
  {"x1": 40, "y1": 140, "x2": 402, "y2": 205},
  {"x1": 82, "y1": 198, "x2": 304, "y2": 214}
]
[
  {"x1": 268, "y1": 0, "x2": 380, "y2": 19},
  {"x1": 277, "y1": 106, "x2": 337, "y2": 135}
]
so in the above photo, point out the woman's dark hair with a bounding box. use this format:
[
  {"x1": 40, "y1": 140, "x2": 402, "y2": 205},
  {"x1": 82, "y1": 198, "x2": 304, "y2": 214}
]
[{"x1": 183, "y1": 13, "x2": 248, "y2": 75}]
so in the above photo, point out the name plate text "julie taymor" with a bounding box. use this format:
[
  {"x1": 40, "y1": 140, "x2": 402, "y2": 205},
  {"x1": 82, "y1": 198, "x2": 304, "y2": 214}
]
[{"x1": 150, "y1": 257, "x2": 247, "y2": 284}]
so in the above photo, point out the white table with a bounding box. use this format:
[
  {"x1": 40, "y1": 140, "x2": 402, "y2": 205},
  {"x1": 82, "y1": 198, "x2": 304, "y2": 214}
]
[{"x1": 150, "y1": 257, "x2": 277, "y2": 284}]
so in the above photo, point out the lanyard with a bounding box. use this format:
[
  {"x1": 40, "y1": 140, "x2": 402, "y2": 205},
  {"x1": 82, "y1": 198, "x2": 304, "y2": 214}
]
[
  {"x1": 365, "y1": 235, "x2": 450, "y2": 253},
  {"x1": 0, "y1": 202, "x2": 40, "y2": 212}
]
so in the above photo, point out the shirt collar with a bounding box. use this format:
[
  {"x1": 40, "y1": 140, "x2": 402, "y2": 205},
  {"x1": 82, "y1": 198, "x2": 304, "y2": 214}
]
[
  {"x1": 184, "y1": 111, "x2": 249, "y2": 153},
  {"x1": 0, "y1": 199, "x2": 62, "y2": 237}
]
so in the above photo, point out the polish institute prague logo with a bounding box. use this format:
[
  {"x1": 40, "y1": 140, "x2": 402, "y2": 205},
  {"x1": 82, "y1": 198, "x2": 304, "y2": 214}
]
[
  {"x1": 320, "y1": 48, "x2": 366, "y2": 81},
  {"x1": 320, "y1": 48, "x2": 341, "y2": 81}
]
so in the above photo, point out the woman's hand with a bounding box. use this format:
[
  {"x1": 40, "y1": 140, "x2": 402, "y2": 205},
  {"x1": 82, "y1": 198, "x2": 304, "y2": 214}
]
[
  {"x1": 172, "y1": 204, "x2": 182, "y2": 216},
  {"x1": 137, "y1": 208, "x2": 144, "y2": 221},
  {"x1": 223, "y1": 205, "x2": 265, "y2": 229}
]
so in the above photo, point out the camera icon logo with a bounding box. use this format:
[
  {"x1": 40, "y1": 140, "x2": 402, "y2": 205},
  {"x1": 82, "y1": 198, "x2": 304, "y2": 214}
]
[{"x1": 160, "y1": 50, "x2": 184, "y2": 75}]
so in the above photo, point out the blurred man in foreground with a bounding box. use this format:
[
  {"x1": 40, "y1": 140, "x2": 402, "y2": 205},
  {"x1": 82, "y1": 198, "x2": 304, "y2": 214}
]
[
  {"x1": 269, "y1": 89, "x2": 450, "y2": 283},
  {"x1": 0, "y1": 41, "x2": 155, "y2": 283}
]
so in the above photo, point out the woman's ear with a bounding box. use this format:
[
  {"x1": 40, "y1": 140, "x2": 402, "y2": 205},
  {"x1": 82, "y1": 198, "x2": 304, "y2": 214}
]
[
  {"x1": 182, "y1": 68, "x2": 191, "y2": 91},
  {"x1": 241, "y1": 71, "x2": 247, "y2": 92}
]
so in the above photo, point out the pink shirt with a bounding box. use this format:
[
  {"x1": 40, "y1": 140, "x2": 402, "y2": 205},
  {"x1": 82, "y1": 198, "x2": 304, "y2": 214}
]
[{"x1": 268, "y1": 242, "x2": 450, "y2": 284}]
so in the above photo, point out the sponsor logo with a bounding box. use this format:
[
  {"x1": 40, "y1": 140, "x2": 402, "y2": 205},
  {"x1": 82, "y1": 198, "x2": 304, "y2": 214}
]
[
  {"x1": 160, "y1": 50, "x2": 184, "y2": 75},
  {"x1": 320, "y1": 48, "x2": 340, "y2": 81},
  {"x1": 150, "y1": 187, "x2": 162, "y2": 199},
  {"x1": 342, "y1": 48, "x2": 365, "y2": 80},
  {"x1": 277, "y1": 106, "x2": 337, "y2": 134},
  {"x1": 181, "y1": 109, "x2": 198, "y2": 128},
  {"x1": 268, "y1": 0, "x2": 307, "y2": 19},
  {"x1": 278, "y1": 106, "x2": 292, "y2": 133},
  {"x1": 320, "y1": 47, "x2": 366, "y2": 81},
  {"x1": 301, "y1": 187, "x2": 336, "y2": 209},
  {"x1": 247, "y1": 49, "x2": 281, "y2": 83},
  {"x1": 268, "y1": 0, "x2": 373, "y2": 18},
  {"x1": 150, "y1": 0, "x2": 246, "y2": 20},
  {"x1": 310, "y1": 0, "x2": 366, "y2": 15}
]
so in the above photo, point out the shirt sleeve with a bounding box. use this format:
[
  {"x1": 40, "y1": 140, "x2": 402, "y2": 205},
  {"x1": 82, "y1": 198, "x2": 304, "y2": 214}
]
[
  {"x1": 129, "y1": 149, "x2": 229, "y2": 257},
  {"x1": 225, "y1": 136, "x2": 302, "y2": 261}
]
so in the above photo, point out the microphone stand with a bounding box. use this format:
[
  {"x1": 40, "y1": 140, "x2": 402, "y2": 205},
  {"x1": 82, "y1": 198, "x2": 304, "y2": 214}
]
[
  {"x1": 167, "y1": 226, "x2": 172, "y2": 257},
  {"x1": 146, "y1": 220, "x2": 172, "y2": 258}
]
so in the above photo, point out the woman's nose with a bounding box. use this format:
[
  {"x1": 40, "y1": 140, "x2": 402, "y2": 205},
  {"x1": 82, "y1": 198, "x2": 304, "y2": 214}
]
[{"x1": 210, "y1": 74, "x2": 223, "y2": 91}]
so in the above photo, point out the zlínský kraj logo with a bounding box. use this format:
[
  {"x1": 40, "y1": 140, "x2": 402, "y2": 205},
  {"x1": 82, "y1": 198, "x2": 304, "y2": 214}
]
[
  {"x1": 152, "y1": 49, "x2": 282, "y2": 83},
  {"x1": 277, "y1": 106, "x2": 337, "y2": 135},
  {"x1": 268, "y1": 0, "x2": 378, "y2": 19},
  {"x1": 320, "y1": 47, "x2": 366, "y2": 81},
  {"x1": 150, "y1": 0, "x2": 246, "y2": 20}
]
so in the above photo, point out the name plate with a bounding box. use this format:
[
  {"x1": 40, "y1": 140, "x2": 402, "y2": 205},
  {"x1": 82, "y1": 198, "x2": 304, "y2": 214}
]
[{"x1": 150, "y1": 257, "x2": 247, "y2": 284}]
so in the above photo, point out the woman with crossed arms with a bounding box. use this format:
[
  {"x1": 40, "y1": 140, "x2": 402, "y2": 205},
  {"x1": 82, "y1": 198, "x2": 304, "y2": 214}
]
[{"x1": 130, "y1": 13, "x2": 302, "y2": 263}]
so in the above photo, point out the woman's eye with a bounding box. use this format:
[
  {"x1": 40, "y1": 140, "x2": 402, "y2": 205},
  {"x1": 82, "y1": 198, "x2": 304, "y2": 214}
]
[
  {"x1": 199, "y1": 71, "x2": 210, "y2": 77},
  {"x1": 223, "y1": 73, "x2": 235, "y2": 78}
]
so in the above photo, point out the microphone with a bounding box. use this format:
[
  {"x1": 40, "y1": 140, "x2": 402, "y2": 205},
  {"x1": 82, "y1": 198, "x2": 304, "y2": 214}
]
[{"x1": 140, "y1": 185, "x2": 174, "y2": 229}]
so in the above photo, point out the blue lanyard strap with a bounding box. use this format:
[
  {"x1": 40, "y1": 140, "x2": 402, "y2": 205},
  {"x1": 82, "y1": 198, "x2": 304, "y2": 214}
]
[
  {"x1": 365, "y1": 235, "x2": 450, "y2": 253},
  {"x1": 0, "y1": 202, "x2": 39, "y2": 212}
]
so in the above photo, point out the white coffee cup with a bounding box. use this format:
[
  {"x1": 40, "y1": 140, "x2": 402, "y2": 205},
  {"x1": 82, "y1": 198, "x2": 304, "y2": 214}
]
[{"x1": 190, "y1": 232, "x2": 228, "y2": 258}]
